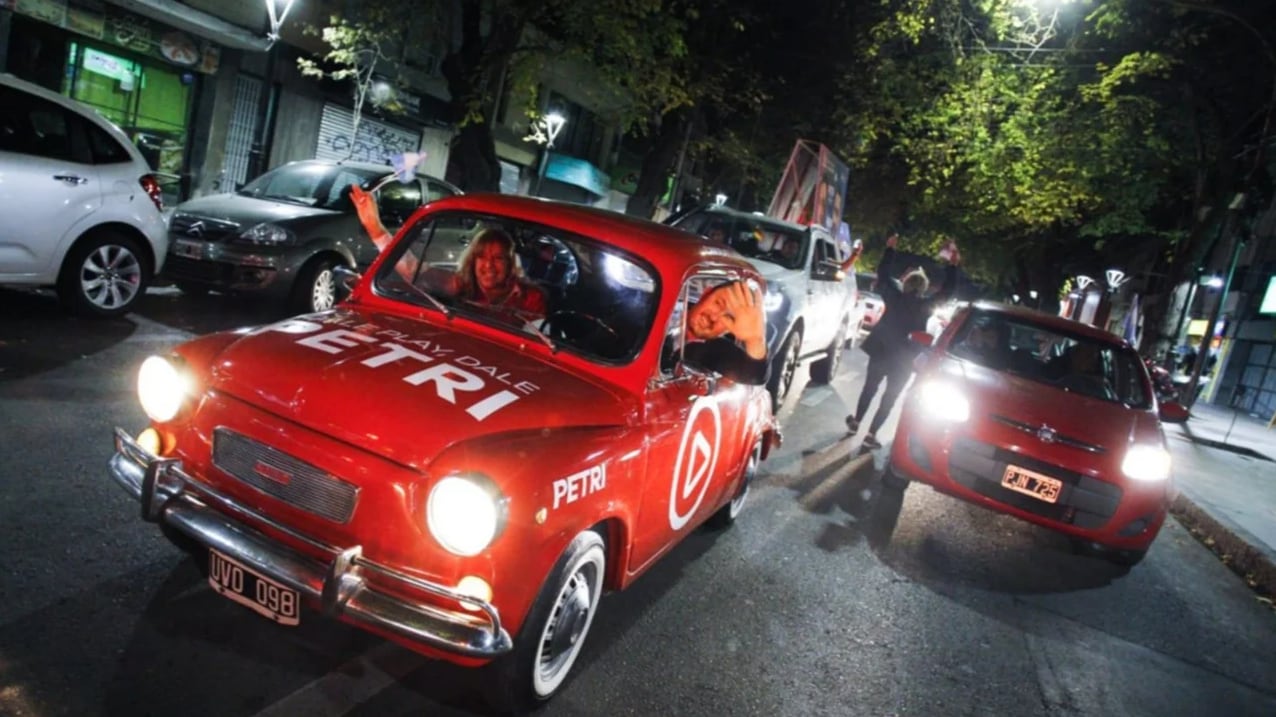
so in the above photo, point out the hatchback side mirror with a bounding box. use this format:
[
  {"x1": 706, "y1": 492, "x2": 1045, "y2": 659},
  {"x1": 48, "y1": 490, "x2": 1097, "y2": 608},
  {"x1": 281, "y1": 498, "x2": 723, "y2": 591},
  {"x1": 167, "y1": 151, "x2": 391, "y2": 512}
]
[
  {"x1": 1158, "y1": 400, "x2": 1190, "y2": 424},
  {"x1": 333, "y1": 264, "x2": 361, "y2": 293}
]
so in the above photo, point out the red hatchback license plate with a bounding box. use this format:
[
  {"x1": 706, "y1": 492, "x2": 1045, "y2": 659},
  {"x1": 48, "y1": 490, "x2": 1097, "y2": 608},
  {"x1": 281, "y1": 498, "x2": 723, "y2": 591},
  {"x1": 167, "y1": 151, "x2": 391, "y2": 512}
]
[
  {"x1": 1001, "y1": 464, "x2": 1063, "y2": 504},
  {"x1": 208, "y1": 549, "x2": 300, "y2": 626}
]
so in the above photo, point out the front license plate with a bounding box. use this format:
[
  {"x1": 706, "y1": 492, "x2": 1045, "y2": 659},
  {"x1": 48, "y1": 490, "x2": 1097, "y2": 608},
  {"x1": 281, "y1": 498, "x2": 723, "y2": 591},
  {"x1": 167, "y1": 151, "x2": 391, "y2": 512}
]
[
  {"x1": 1001, "y1": 464, "x2": 1063, "y2": 504},
  {"x1": 172, "y1": 238, "x2": 207, "y2": 259},
  {"x1": 208, "y1": 549, "x2": 300, "y2": 626}
]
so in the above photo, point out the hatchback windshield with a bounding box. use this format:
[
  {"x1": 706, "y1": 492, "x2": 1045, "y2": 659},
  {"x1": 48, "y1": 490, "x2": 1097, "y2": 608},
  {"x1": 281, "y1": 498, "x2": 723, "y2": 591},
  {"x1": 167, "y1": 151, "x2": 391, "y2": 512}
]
[
  {"x1": 374, "y1": 210, "x2": 660, "y2": 363},
  {"x1": 239, "y1": 162, "x2": 384, "y2": 210},
  {"x1": 948, "y1": 309, "x2": 1151, "y2": 408}
]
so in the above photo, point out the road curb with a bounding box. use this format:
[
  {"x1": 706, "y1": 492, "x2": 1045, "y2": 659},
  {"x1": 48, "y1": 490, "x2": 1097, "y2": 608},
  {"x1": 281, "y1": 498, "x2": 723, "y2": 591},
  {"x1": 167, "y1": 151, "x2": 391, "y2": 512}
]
[{"x1": 1170, "y1": 493, "x2": 1276, "y2": 601}]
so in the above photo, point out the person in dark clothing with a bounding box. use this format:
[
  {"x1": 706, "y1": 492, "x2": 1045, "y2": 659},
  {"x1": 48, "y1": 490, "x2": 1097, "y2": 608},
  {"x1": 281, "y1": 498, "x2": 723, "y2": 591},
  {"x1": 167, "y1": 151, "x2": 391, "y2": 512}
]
[
  {"x1": 846, "y1": 235, "x2": 960, "y2": 448},
  {"x1": 666, "y1": 280, "x2": 770, "y2": 385}
]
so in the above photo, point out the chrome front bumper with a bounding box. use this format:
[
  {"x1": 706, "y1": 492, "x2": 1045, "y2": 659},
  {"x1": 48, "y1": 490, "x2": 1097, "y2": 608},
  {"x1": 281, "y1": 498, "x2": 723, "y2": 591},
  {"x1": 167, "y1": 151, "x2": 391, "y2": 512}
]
[{"x1": 109, "y1": 427, "x2": 513, "y2": 658}]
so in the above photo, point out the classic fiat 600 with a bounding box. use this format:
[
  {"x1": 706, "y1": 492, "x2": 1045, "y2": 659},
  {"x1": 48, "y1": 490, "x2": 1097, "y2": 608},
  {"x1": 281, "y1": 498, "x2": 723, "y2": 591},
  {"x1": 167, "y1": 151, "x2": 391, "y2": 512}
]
[
  {"x1": 108, "y1": 195, "x2": 780, "y2": 709},
  {"x1": 886, "y1": 302, "x2": 1189, "y2": 567}
]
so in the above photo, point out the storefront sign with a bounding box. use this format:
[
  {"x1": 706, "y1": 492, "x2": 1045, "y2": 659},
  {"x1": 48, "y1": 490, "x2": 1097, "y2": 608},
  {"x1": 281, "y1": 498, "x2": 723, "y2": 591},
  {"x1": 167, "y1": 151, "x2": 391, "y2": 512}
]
[
  {"x1": 11, "y1": 0, "x2": 220, "y2": 74},
  {"x1": 82, "y1": 46, "x2": 132, "y2": 81},
  {"x1": 545, "y1": 153, "x2": 611, "y2": 198}
]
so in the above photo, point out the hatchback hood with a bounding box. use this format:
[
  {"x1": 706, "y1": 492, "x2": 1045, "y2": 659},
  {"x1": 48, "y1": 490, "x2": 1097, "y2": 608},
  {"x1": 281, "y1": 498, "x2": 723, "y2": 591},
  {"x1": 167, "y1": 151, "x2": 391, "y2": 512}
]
[
  {"x1": 940, "y1": 359, "x2": 1141, "y2": 452},
  {"x1": 204, "y1": 310, "x2": 630, "y2": 468},
  {"x1": 175, "y1": 193, "x2": 336, "y2": 226}
]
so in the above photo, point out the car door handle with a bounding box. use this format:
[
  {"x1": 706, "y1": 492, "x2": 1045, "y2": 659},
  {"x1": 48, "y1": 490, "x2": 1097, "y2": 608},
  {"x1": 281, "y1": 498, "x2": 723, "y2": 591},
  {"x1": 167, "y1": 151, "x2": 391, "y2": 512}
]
[{"x1": 53, "y1": 174, "x2": 89, "y2": 185}]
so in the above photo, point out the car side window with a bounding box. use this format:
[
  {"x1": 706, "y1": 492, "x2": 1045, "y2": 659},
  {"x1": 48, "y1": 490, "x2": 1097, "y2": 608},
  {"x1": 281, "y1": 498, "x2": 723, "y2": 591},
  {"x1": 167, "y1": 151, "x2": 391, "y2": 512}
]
[
  {"x1": 425, "y1": 180, "x2": 457, "y2": 203},
  {"x1": 0, "y1": 87, "x2": 35, "y2": 155},
  {"x1": 378, "y1": 180, "x2": 424, "y2": 228},
  {"x1": 658, "y1": 275, "x2": 726, "y2": 378},
  {"x1": 84, "y1": 121, "x2": 132, "y2": 164},
  {"x1": 0, "y1": 87, "x2": 78, "y2": 162}
]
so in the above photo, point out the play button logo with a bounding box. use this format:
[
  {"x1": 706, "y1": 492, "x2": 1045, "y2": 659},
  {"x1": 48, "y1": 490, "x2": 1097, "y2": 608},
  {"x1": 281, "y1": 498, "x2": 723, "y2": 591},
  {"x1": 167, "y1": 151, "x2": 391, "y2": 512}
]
[{"x1": 669, "y1": 398, "x2": 721, "y2": 530}]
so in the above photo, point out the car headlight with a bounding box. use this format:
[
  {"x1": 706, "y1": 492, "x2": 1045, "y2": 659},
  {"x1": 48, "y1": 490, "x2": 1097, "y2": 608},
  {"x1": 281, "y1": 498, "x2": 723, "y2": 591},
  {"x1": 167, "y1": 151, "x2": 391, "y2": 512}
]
[
  {"x1": 1121, "y1": 444, "x2": 1171, "y2": 482},
  {"x1": 763, "y1": 288, "x2": 784, "y2": 313},
  {"x1": 916, "y1": 380, "x2": 970, "y2": 422},
  {"x1": 236, "y1": 222, "x2": 295, "y2": 245},
  {"x1": 427, "y1": 474, "x2": 508, "y2": 556},
  {"x1": 137, "y1": 355, "x2": 194, "y2": 422}
]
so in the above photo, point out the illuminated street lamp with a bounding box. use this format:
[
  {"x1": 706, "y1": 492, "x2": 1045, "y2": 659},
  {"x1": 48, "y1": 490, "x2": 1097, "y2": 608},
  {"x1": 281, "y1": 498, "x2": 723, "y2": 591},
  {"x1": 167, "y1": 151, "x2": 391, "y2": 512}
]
[
  {"x1": 533, "y1": 112, "x2": 566, "y2": 197},
  {"x1": 247, "y1": 0, "x2": 300, "y2": 180}
]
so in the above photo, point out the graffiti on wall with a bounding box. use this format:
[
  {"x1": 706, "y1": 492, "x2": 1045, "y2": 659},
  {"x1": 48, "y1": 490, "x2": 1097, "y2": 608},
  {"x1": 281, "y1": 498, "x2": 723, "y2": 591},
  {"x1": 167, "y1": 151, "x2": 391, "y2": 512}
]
[{"x1": 327, "y1": 124, "x2": 419, "y2": 165}]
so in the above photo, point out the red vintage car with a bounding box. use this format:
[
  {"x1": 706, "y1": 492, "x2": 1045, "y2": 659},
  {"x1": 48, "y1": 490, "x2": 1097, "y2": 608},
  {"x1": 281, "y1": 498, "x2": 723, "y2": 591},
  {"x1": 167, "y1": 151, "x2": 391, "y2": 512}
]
[
  {"x1": 885, "y1": 302, "x2": 1189, "y2": 566},
  {"x1": 108, "y1": 194, "x2": 780, "y2": 710}
]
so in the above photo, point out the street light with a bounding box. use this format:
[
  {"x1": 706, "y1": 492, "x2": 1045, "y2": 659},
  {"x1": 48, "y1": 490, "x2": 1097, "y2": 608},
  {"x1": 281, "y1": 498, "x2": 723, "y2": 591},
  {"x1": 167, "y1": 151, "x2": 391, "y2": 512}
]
[
  {"x1": 532, "y1": 111, "x2": 566, "y2": 197},
  {"x1": 247, "y1": 0, "x2": 299, "y2": 180}
]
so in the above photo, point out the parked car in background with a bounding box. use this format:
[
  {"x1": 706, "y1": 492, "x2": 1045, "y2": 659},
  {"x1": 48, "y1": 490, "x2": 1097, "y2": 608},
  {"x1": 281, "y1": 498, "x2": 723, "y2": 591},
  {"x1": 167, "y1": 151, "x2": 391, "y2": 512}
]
[
  {"x1": 107, "y1": 194, "x2": 779, "y2": 711},
  {"x1": 668, "y1": 205, "x2": 856, "y2": 410},
  {"x1": 163, "y1": 159, "x2": 461, "y2": 314},
  {"x1": 0, "y1": 73, "x2": 167, "y2": 317},
  {"x1": 885, "y1": 302, "x2": 1190, "y2": 567}
]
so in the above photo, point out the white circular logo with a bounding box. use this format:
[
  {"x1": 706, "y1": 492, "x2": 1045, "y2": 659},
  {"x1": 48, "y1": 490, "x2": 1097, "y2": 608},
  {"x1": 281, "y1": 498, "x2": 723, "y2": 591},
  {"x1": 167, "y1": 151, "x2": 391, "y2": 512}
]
[{"x1": 669, "y1": 398, "x2": 721, "y2": 530}]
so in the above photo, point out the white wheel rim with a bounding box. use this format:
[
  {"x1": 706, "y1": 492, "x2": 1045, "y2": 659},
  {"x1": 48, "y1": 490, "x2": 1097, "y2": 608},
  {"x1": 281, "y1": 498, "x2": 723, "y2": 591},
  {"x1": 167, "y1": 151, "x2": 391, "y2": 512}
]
[
  {"x1": 81, "y1": 243, "x2": 142, "y2": 310},
  {"x1": 311, "y1": 268, "x2": 336, "y2": 310},
  {"x1": 532, "y1": 542, "x2": 605, "y2": 698}
]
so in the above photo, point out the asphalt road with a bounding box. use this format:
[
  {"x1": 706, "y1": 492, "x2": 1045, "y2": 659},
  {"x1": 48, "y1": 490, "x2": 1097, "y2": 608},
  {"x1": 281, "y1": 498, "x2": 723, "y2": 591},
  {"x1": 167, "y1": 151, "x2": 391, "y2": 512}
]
[{"x1": 2, "y1": 286, "x2": 1274, "y2": 717}]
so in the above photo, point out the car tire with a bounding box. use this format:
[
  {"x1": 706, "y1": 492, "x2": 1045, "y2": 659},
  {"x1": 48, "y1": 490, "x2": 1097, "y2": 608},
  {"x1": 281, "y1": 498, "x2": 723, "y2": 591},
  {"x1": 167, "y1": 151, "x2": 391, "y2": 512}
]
[
  {"x1": 881, "y1": 463, "x2": 911, "y2": 491},
  {"x1": 57, "y1": 230, "x2": 150, "y2": 317},
  {"x1": 292, "y1": 256, "x2": 341, "y2": 314},
  {"x1": 767, "y1": 330, "x2": 801, "y2": 413},
  {"x1": 707, "y1": 441, "x2": 761, "y2": 529},
  {"x1": 489, "y1": 529, "x2": 606, "y2": 712},
  {"x1": 809, "y1": 320, "x2": 847, "y2": 384}
]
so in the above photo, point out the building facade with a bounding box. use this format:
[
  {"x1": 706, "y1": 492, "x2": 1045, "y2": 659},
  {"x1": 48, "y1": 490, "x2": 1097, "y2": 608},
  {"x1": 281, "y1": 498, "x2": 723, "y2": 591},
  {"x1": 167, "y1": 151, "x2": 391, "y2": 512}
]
[{"x1": 0, "y1": 0, "x2": 633, "y2": 210}]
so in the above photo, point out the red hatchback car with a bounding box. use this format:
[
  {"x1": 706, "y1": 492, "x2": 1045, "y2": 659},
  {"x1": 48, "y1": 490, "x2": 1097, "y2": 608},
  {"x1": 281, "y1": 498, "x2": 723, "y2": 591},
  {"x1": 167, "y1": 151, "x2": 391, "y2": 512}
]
[
  {"x1": 108, "y1": 195, "x2": 779, "y2": 710},
  {"x1": 886, "y1": 302, "x2": 1188, "y2": 566}
]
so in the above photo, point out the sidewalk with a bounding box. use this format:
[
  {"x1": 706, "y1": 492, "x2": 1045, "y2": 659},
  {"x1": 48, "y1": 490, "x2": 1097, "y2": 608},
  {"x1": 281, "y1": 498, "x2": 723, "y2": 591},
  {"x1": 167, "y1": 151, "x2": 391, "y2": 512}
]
[{"x1": 1164, "y1": 401, "x2": 1276, "y2": 600}]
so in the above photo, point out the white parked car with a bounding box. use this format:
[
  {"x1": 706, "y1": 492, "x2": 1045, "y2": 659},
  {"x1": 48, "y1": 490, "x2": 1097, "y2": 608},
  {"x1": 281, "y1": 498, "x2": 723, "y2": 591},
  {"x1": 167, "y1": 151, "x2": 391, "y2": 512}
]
[
  {"x1": 668, "y1": 205, "x2": 857, "y2": 410},
  {"x1": 0, "y1": 73, "x2": 168, "y2": 317}
]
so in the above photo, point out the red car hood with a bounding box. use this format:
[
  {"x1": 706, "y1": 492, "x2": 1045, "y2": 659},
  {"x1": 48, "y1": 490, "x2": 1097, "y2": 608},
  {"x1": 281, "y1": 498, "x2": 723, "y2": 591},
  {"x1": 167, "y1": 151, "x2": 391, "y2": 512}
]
[
  {"x1": 204, "y1": 310, "x2": 630, "y2": 469},
  {"x1": 940, "y1": 359, "x2": 1146, "y2": 453}
]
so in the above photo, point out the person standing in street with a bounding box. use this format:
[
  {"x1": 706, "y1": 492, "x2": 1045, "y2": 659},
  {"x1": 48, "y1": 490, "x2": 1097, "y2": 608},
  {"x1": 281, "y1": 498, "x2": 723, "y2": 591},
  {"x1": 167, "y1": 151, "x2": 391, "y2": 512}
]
[{"x1": 846, "y1": 234, "x2": 960, "y2": 448}]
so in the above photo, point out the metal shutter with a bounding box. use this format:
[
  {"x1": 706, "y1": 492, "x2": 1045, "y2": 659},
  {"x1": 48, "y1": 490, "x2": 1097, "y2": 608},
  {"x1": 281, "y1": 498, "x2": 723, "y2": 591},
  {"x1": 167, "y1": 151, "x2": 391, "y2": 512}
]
[
  {"x1": 315, "y1": 103, "x2": 420, "y2": 165},
  {"x1": 222, "y1": 75, "x2": 260, "y2": 189}
]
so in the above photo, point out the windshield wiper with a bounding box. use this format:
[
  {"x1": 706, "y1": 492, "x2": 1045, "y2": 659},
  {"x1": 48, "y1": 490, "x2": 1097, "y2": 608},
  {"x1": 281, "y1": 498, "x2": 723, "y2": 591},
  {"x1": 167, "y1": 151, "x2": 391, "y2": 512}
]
[
  {"x1": 391, "y1": 281, "x2": 451, "y2": 318},
  {"x1": 521, "y1": 319, "x2": 558, "y2": 353}
]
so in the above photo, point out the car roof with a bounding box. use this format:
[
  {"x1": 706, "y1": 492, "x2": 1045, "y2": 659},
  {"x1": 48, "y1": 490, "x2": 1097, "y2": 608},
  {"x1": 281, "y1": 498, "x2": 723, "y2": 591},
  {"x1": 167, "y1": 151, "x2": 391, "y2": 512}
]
[
  {"x1": 0, "y1": 72, "x2": 148, "y2": 166},
  {"x1": 278, "y1": 159, "x2": 462, "y2": 191},
  {"x1": 421, "y1": 194, "x2": 758, "y2": 275},
  {"x1": 677, "y1": 204, "x2": 812, "y2": 233},
  {"x1": 968, "y1": 300, "x2": 1132, "y2": 348}
]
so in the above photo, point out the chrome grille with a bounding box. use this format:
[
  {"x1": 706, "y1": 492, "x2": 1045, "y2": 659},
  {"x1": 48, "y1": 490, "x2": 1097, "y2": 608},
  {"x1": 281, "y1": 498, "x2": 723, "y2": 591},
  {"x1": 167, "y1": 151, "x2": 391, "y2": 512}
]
[
  {"x1": 212, "y1": 428, "x2": 358, "y2": 523},
  {"x1": 990, "y1": 414, "x2": 1106, "y2": 454},
  {"x1": 170, "y1": 213, "x2": 240, "y2": 242}
]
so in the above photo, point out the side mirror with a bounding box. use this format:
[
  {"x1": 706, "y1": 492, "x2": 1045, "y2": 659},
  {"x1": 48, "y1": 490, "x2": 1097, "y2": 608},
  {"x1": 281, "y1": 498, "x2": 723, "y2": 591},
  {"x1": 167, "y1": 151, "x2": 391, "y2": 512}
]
[
  {"x1": 908, "y1": 330, "x2": 934, "y2": 348},
  {"x1": 333, "y1": 264, "x2": 361, "y2": 293},
  {"x1": 811, "y1": 260, "x2": 841, "y2": 281},
  {"x1": 1158, "y1": 400, "x2": 1190, "y2": 424}
]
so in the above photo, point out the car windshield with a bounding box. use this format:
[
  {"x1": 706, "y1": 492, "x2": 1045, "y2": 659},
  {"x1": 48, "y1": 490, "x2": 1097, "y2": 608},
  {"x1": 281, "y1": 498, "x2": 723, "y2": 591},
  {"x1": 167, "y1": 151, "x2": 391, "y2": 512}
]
[
  {"x1": 948, "y1": 309, "x2": 1151, "y2": 408},
  {"x1": 238, "y1": 163, "x2": 385, "y2": 210},
  {"x1": 373, "y1": 210, "x2": 660, "y2": 363},
  {"x1": 673, "y1": 210, "x2": 808, "y2": 270}
]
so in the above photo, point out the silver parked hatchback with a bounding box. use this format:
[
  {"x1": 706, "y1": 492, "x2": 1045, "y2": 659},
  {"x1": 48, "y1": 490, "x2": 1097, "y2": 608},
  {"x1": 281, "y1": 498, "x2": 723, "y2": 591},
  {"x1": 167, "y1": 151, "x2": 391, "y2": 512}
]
[
  {"x1": 163, "y1": 159, "x2": 461, "y2": 314},
  {"x1": 0, "y1": 73, "x2": 168, "y2": 317}
]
